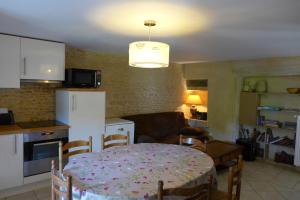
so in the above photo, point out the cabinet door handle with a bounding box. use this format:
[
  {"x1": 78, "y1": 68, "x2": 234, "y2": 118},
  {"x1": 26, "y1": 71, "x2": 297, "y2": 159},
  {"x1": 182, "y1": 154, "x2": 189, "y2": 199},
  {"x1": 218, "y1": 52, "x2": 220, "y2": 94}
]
[
  {"x1": 14, "y1": 135, "x2": 18, "y2": 154},
  {"x1": 23, "y1": 57, "x2": 27, "y2": 75},
  {"x1": 71, "y1": 95, "x2": 75, "y2": 111},
  {"x1": 41, "y1": 132, "x2": 54, "y2": 136},
  {"x1": 74, "y1": 95, "x2": 77, "y2": 111},
  {"x1": 72, "y1": 95, "x2": 77, "y2": 111}
]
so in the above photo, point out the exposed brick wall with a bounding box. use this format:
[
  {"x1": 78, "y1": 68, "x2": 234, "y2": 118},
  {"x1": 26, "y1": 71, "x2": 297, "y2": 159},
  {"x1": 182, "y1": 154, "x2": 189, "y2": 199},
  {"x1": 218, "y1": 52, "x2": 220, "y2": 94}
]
[
  {"x1": 0, "y1": 82, "x2": 61, "y2": 122},
  {"x1": 0, "y1": 46, "x2": 185, "y2": 122},
  {"x1": 65, "y1": 46, "x2": 186, "y2": 118}
]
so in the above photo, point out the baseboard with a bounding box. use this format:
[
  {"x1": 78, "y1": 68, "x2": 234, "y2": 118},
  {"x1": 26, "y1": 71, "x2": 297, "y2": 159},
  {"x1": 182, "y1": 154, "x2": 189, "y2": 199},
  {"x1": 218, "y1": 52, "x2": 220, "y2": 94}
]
[
  {"x1": 263, "y1": 159, "x2": 300, "y2": 172},
  {"x1": 0, "y1": 178, "x2": 50, "y2": 198},
  {"x1": 23, "y1": 172, "x2": 51, "y2": 185}
]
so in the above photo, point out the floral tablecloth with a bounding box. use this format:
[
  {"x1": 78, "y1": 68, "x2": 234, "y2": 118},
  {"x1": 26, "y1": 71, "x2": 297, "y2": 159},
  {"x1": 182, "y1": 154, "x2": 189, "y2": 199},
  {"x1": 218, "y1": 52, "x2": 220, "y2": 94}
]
[{"x1": 64, "y1": 143, "x2": 216, "y2": 200}]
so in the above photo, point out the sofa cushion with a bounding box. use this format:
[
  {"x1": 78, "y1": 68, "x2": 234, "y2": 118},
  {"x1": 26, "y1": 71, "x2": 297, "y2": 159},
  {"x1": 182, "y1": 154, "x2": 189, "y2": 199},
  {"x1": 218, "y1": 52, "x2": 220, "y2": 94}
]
[
  {"x1": 137, "y1": 135, "x2": 156, "y2": 143},
  {"x1": 137, "y1": 134, "x2": 179, "y2": 144}
]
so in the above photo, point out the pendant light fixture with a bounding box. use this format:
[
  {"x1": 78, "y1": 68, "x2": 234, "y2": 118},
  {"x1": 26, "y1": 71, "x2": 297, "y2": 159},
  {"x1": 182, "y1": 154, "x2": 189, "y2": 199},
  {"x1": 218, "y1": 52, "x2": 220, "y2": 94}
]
[{"x1": 129, "y1": 20, "x2": 170, "y2": 68}]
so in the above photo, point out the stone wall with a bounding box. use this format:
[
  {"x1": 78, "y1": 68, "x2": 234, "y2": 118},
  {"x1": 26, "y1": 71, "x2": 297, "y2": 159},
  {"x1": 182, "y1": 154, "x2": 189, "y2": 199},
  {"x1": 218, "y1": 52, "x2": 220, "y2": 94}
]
[{"x1": 0, "y1": 46, "x2": 185, "y2": 122}]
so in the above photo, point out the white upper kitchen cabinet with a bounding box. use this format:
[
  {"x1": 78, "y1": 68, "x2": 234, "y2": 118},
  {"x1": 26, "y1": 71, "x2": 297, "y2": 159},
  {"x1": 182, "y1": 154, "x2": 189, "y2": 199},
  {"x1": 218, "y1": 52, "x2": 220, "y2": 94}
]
[
  {"x1": 56, "y1": 90, "x2": 105, "y2": 152},
  {"x1": 20, "y1": 38, "x2": 65, "y2": 81},
  {"x1": 0, "y1": 34, "x2": 20, "y2": 88},
  {"x1": 0, "y1": 133, "x2": 23, "y2": 190}
]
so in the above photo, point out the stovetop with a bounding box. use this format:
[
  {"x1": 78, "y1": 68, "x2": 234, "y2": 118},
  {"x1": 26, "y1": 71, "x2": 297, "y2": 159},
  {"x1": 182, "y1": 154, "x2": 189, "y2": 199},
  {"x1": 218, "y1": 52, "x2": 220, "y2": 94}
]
[{"x1": 17, "y1": 120, "x2": 66, "y2": 129}]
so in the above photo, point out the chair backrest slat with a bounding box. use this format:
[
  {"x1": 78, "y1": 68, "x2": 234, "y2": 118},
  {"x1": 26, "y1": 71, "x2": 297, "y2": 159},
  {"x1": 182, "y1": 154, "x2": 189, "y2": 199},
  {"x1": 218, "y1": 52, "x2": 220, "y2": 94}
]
[
  {"x1": 103, "y1": 134, "x2": 128, "y2": 142},
  {"x1": 103, "y1": 142, "x2": 129, "y2": 149},
  {"x1": 228, "y1": 155, "x2": 243, "y2": 200},
  {"x1": 157, "y1": 175, "x2": 212, "y2": 200},
  {"x1": 51, "y1": 160, "x2": 72, "y2": 200},
  {"x1": 63, "y1": 149, "x2": 90, "y2": 159},
  {"x1": 102, "y1": 133, "x2": 129, "y2": 150},
  {"x1": 63, "y1": 140, "x2": 91, "y2": 151},
  {"x1": 59, "y1": 136, "x2": 92, "y2": 173}
]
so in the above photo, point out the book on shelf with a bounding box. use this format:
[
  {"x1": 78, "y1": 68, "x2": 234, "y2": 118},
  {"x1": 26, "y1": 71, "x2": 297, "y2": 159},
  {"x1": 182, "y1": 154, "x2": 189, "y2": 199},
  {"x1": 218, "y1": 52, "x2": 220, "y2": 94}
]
[
  {"x1": 257, "y1": 106, "x2": 281, "y2": 111},
  {"x1": 269, "y1": 137, "x2": 283, "y2": 144}
]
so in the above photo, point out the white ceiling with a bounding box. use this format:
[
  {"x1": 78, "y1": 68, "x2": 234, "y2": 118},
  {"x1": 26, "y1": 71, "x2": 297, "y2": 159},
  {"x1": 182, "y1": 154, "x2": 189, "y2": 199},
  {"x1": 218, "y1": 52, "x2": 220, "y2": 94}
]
[{"x1": 0, "y1": 0, "x2": 300, "y2": 63}]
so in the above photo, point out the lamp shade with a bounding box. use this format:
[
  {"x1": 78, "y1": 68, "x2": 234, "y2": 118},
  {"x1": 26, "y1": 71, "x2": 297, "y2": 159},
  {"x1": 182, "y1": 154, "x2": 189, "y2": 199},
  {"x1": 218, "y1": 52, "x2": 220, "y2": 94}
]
[
  {"x1": 186, "y1": 94, "x2": 202, "y2": 105},
  {"x1": 129, "y1": 41, "x2": 169, "y2": 68}
]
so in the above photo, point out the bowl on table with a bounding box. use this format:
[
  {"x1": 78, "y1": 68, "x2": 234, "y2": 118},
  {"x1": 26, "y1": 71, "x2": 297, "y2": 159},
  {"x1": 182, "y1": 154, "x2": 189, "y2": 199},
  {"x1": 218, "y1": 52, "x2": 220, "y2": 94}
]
[{"x1": 287, "y1": 88, "x2": 300, "y2": 94}]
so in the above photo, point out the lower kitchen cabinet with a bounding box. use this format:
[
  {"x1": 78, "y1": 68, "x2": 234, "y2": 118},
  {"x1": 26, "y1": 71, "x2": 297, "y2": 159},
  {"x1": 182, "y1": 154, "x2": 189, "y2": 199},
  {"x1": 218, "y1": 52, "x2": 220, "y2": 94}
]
[{"x1": 0, "y1": 133, "x2": 23, "y2": 190}]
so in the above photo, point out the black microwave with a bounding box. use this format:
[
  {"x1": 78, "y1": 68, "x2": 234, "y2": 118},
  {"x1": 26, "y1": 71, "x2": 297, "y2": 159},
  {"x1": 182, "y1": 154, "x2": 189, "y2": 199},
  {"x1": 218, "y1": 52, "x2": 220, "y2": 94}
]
[{"x1": 64, "y1": 68, "x2": 101, "y2": 88}]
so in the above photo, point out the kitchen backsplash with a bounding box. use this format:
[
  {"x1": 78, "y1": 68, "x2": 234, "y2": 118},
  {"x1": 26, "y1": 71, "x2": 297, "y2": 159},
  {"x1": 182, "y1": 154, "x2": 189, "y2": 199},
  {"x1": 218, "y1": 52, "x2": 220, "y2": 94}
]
[
  {"x1": 0, "y1": 82, "x2": 60, "y2": 122},
  {"x1": 0, "y1": 46, "x2": 185, "y2": 122}
]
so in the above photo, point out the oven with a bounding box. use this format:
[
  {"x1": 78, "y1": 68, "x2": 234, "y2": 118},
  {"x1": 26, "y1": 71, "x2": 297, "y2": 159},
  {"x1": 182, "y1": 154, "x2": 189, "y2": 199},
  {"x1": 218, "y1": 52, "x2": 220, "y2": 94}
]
[{"x1": 23, "y1": 129, "x2": 68, "y2": 177}]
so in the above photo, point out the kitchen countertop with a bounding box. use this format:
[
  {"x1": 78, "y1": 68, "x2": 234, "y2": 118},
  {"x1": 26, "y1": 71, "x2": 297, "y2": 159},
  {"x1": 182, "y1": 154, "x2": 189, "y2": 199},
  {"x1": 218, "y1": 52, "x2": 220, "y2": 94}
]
[
  {"x1": 0, "y1": 121, "x2": 70, "y2": 135},
  {"x1": 57, "y1": 88, "x2": 105, "y2": 92},
  {"x1": 0, "y1": 124, "x2": 23, "y2": 135}
]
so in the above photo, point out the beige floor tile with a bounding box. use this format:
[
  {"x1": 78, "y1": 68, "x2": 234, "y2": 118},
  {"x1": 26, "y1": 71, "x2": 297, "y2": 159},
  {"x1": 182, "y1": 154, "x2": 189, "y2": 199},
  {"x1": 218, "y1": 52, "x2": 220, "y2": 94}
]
[
  {"x1": 240, "y1": 190, "x2": 263, "y2": 200},
  {"x1": 240, "y1": 180, "x2": 253, "y2": 192},
  {"x1": 247, "y1": 180, "x2": 277, "y2": 192},
  {"x1": 277, "y1": 189, "x2": 300, "y2": 200},
  {"x1": 271, "y1": 171, "x2": 300, "y2": 190},
  {"x1": 292, "y1": 180, "x2": 300, "y2": 191},
  {"x1": 255, "y1": 189, "x2": 286, "y2": 200},
  {"x1": 33, "y1": 187, "x2": 51, "y2": 200},
  {"x1": 6, "y1": 191, "x2": 37, "y2": 200}
]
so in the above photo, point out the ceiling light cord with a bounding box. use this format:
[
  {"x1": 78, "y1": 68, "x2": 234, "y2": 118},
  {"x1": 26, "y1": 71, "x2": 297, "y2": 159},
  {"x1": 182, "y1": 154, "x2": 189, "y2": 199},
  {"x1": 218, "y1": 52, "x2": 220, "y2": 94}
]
[
  {"x1": 148, "y1": 25, "x2": 151, "y2": 41},
  {"x1": 144, "y1": 20, "x2": 155, "y2": 41}
]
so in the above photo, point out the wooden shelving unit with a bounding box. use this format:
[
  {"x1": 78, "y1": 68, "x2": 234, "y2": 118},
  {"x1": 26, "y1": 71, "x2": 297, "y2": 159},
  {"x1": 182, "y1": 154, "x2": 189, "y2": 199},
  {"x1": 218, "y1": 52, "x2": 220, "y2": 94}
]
[
  {"x1": 257, "y1": 125, "x2": 296, "y2": 131},
  {"x1": 239, "y1": 90, "x2": 299, "y2": 165}
]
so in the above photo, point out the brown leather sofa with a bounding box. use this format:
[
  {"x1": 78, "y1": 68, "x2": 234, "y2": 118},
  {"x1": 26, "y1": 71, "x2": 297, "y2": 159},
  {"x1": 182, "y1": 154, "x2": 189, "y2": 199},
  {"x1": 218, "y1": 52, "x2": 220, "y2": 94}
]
[{"x1": 122, "y1": 112, "x2": 208, "y2": 144}]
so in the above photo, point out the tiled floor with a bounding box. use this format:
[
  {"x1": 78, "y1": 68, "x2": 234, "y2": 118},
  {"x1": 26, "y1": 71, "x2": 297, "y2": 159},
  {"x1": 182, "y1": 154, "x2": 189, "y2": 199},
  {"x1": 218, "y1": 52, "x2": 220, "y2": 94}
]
[
  {"x1": 218, "y1": 160, "x2": 300, "y2": 200},
  {"x1": 1, "y1": 186, "x2": 50, "y2": 200},
  {"x1": 1, "y1": 160, "x2": 300, "y2": 200}
]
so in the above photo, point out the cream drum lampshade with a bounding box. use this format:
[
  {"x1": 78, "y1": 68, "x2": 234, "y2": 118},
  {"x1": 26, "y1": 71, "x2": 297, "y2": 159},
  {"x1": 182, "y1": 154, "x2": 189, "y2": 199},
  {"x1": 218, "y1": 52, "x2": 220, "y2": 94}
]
[{"x1": 129, "y1": 41, "x2": 169, "y2": 68}]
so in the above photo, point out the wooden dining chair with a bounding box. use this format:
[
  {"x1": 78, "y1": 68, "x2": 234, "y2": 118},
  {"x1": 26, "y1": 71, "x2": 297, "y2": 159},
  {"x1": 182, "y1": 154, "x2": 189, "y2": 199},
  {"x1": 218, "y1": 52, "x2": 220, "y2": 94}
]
[
  {"x1": 59, "y1": 136, "x2": 92, "y2": 173},
  {"x1": 157, "y1": 175, "x2": 213, "y2": 200},
  {"x1": 211, "y1": 155, "x2": 243, "y2": 200},
  {"x1": 102, "y1": 133, "x2": 129, "y2": 150},
  {"x1": 51, "y1": 160, "x2": 72, "y2": 200},
  {"x1": 179, "y1": 134, "x2": 207, "y2": 152}
]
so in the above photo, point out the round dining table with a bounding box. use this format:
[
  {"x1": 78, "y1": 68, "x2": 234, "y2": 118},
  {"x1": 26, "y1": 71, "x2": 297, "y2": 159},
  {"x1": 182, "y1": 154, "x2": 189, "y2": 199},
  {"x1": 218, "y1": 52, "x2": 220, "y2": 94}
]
[{"x1": 63, "y1": 143, "x2": 216, "y2": 200}]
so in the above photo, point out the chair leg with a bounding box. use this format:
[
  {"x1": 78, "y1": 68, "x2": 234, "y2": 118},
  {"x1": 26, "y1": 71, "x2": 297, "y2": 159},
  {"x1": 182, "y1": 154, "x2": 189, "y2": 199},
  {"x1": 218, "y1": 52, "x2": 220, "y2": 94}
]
[
  {"x1": 89, "y1": 136, "x2": 93, "y2": 152},
  {"x1": 59, "y1": 141, "x2": 63, "y2": 174},
  {"x1": 236, "y1": 181, "x2": 241, "y2": 200},
  {"x1": 179, "y1": 134, "x2": 183, "y2": 145},
  {"x1": 157, "y1": 180, "x2": 163, "y2": 200},
  {"x1": 102, "y1": 134, "x2": 105, "y2": 150},
  {"x1": 127, "y1": 132, "x2": 130, "y2": 145},
  {"x1": 51, "y1": 160, "x2": 56, "y2": 200}
]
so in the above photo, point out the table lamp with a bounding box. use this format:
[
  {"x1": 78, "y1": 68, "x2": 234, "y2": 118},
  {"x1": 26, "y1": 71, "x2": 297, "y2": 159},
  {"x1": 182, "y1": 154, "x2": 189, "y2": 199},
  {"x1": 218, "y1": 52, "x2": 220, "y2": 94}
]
[{"x1": 186, "y1": 94, "x2": 202, "y2": 118}]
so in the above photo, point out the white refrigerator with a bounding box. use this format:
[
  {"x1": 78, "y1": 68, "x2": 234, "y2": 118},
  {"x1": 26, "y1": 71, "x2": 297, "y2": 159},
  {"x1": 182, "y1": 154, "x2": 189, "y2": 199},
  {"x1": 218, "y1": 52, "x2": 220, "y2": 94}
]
[{"x1": 56, "y1": 90, "x2": 105, "y2": 152}]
